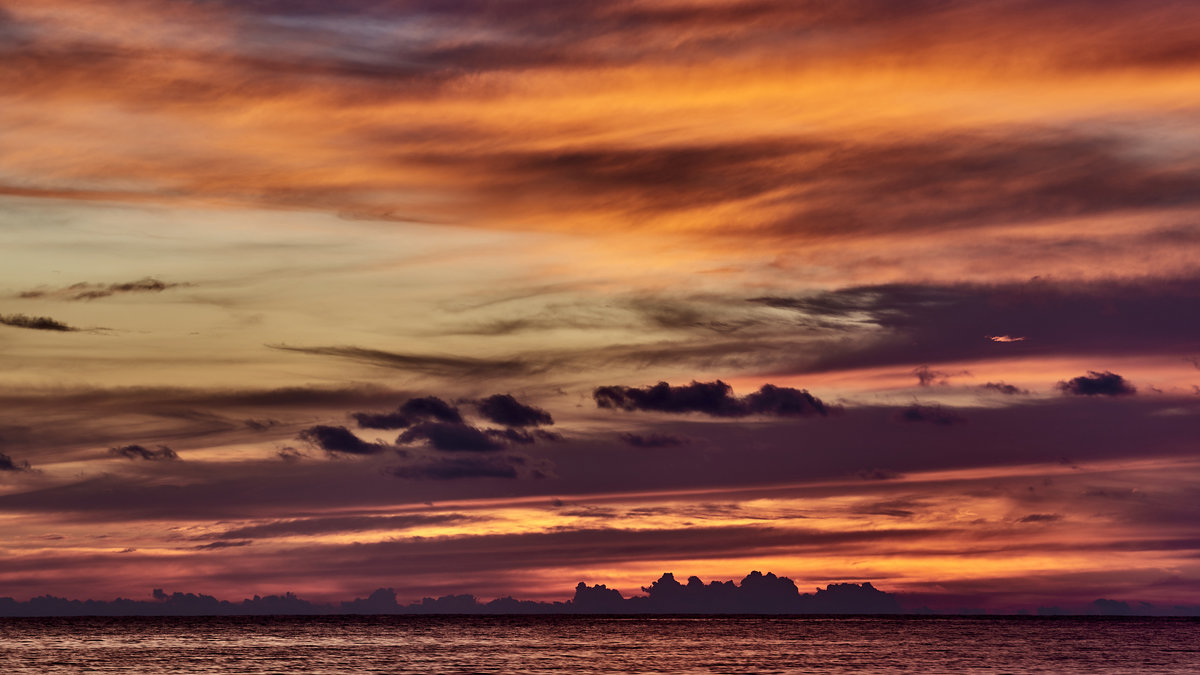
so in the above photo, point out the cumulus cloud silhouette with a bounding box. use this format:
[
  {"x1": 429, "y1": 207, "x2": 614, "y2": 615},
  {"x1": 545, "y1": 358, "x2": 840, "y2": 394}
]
[
  {"x1": 476, "y1": 394, "x2": 553, "y2": 427},
  {"x1": 981, "y1": 381, "x2": 1027, "y2": 395},
  {"x1": 594, "y1": 380, "x2": 830, "y2": 417},
  {"x1": 352, "y1": 395, "x2": 464, "y2": 429},
  {"x1": 297, "y1": 425, "x2": 386, "y2": 455},
  {"x1": 396, "y1": 422, "x2": 504, "y2": 452},
  {"x1": 1057, "y1": 371, "x2": 1136, "y2": 396}
]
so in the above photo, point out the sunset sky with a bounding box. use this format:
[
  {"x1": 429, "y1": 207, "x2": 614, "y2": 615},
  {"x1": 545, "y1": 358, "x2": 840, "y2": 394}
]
[{"x1": 2, "y1": 0, "x2": 1200, "y2": 612}]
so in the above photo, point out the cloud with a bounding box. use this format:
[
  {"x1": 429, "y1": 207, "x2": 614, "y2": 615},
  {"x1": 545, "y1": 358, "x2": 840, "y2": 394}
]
[
  {"x1": 350, "y1": 411, "x2": 412, "y2": 430},
  {"x1": 108, "y1": 444, "x2": 179, "y2": 461},
  {"x1": 486, "y1": 428, "x2": 536, "y2": 445},
  {"x1": 19, "y1": 277, "x2": 185, "y2": 301},
  {"x1": 1020, "y1": 514, "x2": 1063, "y2": 523},
  {"x1": 896, "y1": 405, "x2": 966, "y2": 426},
  {"x1": 912, "y1": 365, "x2": 970, "y2": 387},
  {"x1": 0, "y1": 314, "x2": 75, "y2": 332},
  {"x1": 1057, "y1": 371, "x2": 1137, "y2": 397},
  {"x1": 0, "y1": 452, "x2": 30, "y2": 472},
  {"x1": 619, "y1": 433, "x2": 688, "y2": 448},
  {"x1": 399, "y1": 396, "x2": 464, "y2": 423},
  {"x1": 297, "y1": 425, "x2": 386, "y2": 455},
  {"x1": 396, "y1": 422, "x2": 504, "y2": 452},
  {"x1": 276, "y1": 447, "x2": 305, "y2": 462},
  {"x1": 594, "y1": 380, "x2": 830, "y2": 417},
  {"x1": 352, "y1": 396, "x2": 463, "y2": 430},
  {"x1": 981, "y1": 382, "x2": 1028, "y2": 395},
  {"x1": 192, "y1": 540, "x2": 253, "y2": 551},
  {"x1": 753, "y1": 277, "x2": 1200, "y2": 375},
  {"x1": 214, "y1": 513, "x2": 475, "y2": 540},
  {"x1": 475, "y1": 394, "x2": 553, "y2": 427},
  {"x1": 268, "y1": 345, "x2": 547, "y2": 378}
]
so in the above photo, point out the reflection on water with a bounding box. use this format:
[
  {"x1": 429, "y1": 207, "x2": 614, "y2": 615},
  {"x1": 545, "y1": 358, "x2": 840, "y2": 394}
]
[{"x1": 1, "y1": 615, "x2": 1198, "y2": 674}]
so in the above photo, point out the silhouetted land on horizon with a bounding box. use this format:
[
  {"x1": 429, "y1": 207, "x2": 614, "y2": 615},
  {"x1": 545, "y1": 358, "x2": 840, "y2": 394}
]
[{"x1": 1, "y1": 571, "x2": 1195, "y2": 617}]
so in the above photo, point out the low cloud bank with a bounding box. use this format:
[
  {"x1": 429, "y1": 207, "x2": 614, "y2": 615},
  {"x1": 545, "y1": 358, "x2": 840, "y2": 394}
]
[{"x1": 2, "y1": 571, "x2": 1193, "y2": 616}]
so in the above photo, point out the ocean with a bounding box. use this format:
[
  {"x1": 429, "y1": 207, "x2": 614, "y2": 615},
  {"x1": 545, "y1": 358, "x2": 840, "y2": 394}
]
[{"x1": 1, "y1": 615, "x2": 1197, "y2": 673}]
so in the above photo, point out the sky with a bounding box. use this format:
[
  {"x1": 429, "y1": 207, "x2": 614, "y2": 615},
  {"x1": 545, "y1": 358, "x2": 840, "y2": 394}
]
[{"x1": 1, "y1": 0, "x2": 1200, "y2": 612}]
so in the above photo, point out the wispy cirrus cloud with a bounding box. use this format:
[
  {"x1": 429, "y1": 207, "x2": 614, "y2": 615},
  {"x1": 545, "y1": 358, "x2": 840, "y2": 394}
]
[{"x1": 18, "y1": 277, "x2": 185, "y2": 301}]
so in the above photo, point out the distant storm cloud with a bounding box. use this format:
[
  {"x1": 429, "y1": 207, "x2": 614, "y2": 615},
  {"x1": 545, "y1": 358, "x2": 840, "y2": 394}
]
[
  {"x1": 475, "y1": 394, "x2": 554, "y2": 427},
  {"x1": 1057, "y1": 371, "x2": 1137, "y2": 397},
  {"x1": 0, "y1": 314, "x2": 75, "y2": 332},
  {"x1": 594, "y1": 380, "x2": 831, "y2": 417},
  {"x1": 108, "y1": 444, "x2": 179, "y2": 461},
  {"x1": 297, "y1": 425, "x2": 386, "y2": 455},
  {"x1": 19, "y1": 277, "x2": 184, "y2": 301}
]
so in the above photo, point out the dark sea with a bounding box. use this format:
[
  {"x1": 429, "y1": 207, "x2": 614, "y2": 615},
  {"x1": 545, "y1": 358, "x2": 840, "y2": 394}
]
[{"x1": 1, "y1": 615, "x2": 1198, "y2": 673}]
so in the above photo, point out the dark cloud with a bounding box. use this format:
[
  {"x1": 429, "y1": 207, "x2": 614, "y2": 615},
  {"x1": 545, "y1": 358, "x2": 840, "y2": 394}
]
[
  {"x1": 594, "y1": 380, "x2": 830, "y2": 417},
  {"x1": 192, "y1": 540, "x2": 252, "y2": 551},
  {"x1": 268, "y1": 344, "x2": 548, "y2": 378},
  {"x1": 399, "y1": 396, "x2": 463, "y2": 423},
  {"x1": 276, "y1": 447, "x2": 305, "y2": 462},
  {"x1": 214, "y1": 513, "x2": 475, "y2": 540},
  {"x1": 108, "y1": 444, "x2": 179, "y2": 461},
  {"x1": 352, "y1": 396, "x2": 463, "y2": 429},
  {"x1": 573, "y1": 571, "x2": 901, "y2": 614},
  {"x1": 981, "y1": 382, "x2": 1027, "y2": 395},
  {"x1": 896, "y1": 405, "x2": 966, "y2": 426},
  {"x1": 619, "y1": 433, "x2": 688, "y2": 448},
  {"x1": 755, "y1": 277, "x2": 1200, "y2": 374},
  {"x1": 486, "y1": 428, "x2": 536, "y2": 445},
  {"x1": 351, "y1": 410, "x2": 412, "y2": 430},
  {"x1": 913, "y1": 365, "x2": 969, "y2": 387},
  {"x1": 0, "y1": 313, "x2": 75, "y2": 332},
  {"x1": 1020, "y1": 514, "x2": 1063, "y2": 523},
  {"x1": 1057, "y1": 371, "x2": 1137, "y2": 397},
  {"x1": 20, "y1": 277, "x2": 185, "y2": 301},
  {"x1": 0, "y1": 452, "x2": 30, "y2": 472},
  {"x1": 396, "y1": 422, "x2": 503, "y2": 452},
  {"x1": 475, "y1": 394, "x2": 553, "y2": 427},
  {"x1": 297, "y1": 425, "x2": 386, "y2": 455}
]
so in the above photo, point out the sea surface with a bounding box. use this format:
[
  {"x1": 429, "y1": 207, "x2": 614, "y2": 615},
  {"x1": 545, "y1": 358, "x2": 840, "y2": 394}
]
[{"x1": 1, "y1": 615, "x2": 1198, "y2": 673}]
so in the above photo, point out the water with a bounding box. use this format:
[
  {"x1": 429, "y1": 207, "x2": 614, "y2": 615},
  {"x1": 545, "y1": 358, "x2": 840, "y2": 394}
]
[{"x1": 1, "y1": 615, "x2": 1197, "y2": 673}]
